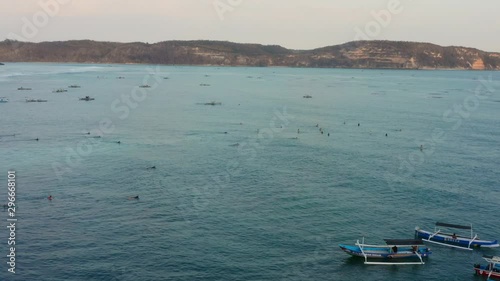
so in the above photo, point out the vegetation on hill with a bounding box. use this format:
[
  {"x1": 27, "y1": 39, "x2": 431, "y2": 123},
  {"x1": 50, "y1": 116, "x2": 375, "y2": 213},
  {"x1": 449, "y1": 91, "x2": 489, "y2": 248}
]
[{"x1": 0, "y1": 39, "x2": 498, "y2": 70}]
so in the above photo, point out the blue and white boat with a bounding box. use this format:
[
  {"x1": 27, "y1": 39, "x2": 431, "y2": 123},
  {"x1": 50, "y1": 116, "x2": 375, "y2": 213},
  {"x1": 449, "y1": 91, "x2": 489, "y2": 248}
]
[
  {"x1": 0, "y1": 97, "x2": 8, "y2": 103},
  {"x1": 415, "y1": 222, "x2": 499, "y2": 250},
  {"x1": 339, "y1": 238, "x2": 431, "y2": 265}
]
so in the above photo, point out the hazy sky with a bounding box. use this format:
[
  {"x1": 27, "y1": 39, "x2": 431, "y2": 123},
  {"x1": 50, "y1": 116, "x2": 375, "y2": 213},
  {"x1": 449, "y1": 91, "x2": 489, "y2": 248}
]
[{"x1": 1, "y1": 0, "x2": 499, "y2": 51}]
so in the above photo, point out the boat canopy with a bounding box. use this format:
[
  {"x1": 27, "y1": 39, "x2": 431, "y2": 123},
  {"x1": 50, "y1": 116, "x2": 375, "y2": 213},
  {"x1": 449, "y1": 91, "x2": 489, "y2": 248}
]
[
  {"x1": 384, "y1": 239, "x2": 424, "y2": 245},
  {"x1": 435, "y1": 222, "x2": 471, "y2": 230}
]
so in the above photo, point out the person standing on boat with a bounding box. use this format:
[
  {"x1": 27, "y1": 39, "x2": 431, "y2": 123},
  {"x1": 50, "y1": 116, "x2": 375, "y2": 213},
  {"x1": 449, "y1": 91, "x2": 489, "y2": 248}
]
[{"x1": 392, "y1": 245, "x2": 398, "y2": 253}]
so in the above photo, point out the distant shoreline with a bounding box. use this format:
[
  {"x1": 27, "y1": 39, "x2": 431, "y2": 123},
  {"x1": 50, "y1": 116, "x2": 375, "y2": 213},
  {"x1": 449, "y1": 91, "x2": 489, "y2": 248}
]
[{"x1": 1, "y1": 61, "x2": 498, "y2": 72}]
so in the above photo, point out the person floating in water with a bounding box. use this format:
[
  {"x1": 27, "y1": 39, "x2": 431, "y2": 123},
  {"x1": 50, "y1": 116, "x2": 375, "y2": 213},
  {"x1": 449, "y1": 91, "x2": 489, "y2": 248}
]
[
  {"x1": 128, "y1": 195, "x2": 139, "y2": 200},
  {"x1": 35, "y1": 138, "x2": 39, "y2": 141},
  {"x1": 297, "y1": 129, "x2": 300, "y2": 134},
  {"x1": 358, "y1": 123, "x2": 360, "y2": 127},
  {"x1": 116, "y1": 141, "x2": 121, "y2": 144},
  {"x1": 420, "y1": 145, "x2": 424, "y2": 151},
  {"x1": 385, "y1": 133, "x2": 388, "y2": 137},
  {"x1": 328, "y1": 133, "x2": 330, "y2": 137},
  {"x1": 147, "y1": 166, "x2": 156, "y2": 170},
  {"x1": 47, "y1": 195, "x2": 53, "y2": 200},
  {"x1": 315, "y1": 124, "x2": 319, "y2": 127}
]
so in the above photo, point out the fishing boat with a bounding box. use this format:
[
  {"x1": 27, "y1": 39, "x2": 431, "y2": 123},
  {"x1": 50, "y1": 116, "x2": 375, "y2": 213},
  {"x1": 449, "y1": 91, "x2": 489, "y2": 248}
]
[
  {"x1": 203, "y1": 101, "x2": 222, "y2": 106},
  {"x1": 339, "y1": 238, "x2": 431, "y2": 265},
  {"x1": 0, "y1": 97, "x2": 8, "y2": 103},
  {"x1": 415, "y1": 222, "x2": 499, "y2": 250},
  {"x1": 79, "y1": 96, "x2": 95, "y2": 101},
  {"x1": 474, "y1": 256, "x2": 500, "y2": 279}
]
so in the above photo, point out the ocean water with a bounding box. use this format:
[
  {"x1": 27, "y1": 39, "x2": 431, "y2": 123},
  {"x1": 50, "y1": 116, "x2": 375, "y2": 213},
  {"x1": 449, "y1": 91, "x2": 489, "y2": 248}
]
[{"x1": 0, "y1": 63, "x2": 499, "y2": 281}]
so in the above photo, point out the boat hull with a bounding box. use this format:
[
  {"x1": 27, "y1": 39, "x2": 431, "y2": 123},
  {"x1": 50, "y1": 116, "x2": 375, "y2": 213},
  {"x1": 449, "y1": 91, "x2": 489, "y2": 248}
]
[
  {"x1": 474, "y1": 266, "x2": 500, "y2": 279},
  {"x1": 415, "y1": 228, "x2": 499, "y2": 248},
  {"x1": 339, "y1": 244, "x2": 431, "y2": 260}
]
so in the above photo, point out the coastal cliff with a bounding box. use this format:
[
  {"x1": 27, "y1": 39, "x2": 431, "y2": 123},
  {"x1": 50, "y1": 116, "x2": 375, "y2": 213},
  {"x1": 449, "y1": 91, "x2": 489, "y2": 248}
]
[{"x1": 0, "y1": 39, "x2": 498, "y2": 70}]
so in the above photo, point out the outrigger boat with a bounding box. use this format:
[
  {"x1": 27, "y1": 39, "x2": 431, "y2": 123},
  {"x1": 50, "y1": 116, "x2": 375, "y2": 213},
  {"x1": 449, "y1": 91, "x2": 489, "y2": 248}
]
[
  {"x1": 79, "y1": 96, "x2": 95, "y2": 101},
  {"x1": 474, "y1": 256, "x2": 500, "y2": 279},
  {"x1": 339, "y1": 238, "x2": 431, "y2": 265},
  {"x1": 415, "y1": 222, "x2": 499, "y2": 250}
]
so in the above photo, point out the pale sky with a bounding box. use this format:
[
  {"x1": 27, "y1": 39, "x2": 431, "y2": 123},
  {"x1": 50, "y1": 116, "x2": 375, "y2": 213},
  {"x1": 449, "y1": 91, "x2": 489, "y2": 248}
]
[{"x1": 1, "y1": 0, "x2": 499, "y2": 52}]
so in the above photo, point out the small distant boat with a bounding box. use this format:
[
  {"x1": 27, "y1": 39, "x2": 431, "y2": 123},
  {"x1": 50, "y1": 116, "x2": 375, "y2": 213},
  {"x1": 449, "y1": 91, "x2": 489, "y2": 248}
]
[
  {"x1": 79, "y1": 96, "x2": 95, "y2": 101},
  {"x1": 204, "y1": 101, "x2": 222, "y2": 106},
  {"x1": 415, "y1": 222, "x2": 499, "y2": 250},
  {"x1": 68, "y1": 85, "x2": 81, "y2": 88},
  {"x1": 474, "y1": 256, "x2": 500, "y2": 279},
  {"x1": 200, "y1": 83, "x2": 211, "y2": 86},
  {"x1": 18, "y1": 87, "x2": 32, "y2": 91},
  {"x1": 339, "y1": 238, "x2": 431, "y2": 265},
  {"x1": 0, "y1": 97, "x2": 8, "y2": 103},
  {"x1": 53, "y1": 89, "x2": 68, "y2": 93},
  {"x1": 139, "y1": 85, "x2": 151, "y2": 88},
  {"x1": 26, "y1": 98, "x2": 47, "y2": 102},
  {"x1": 303, "y1": 95, "x2": 313, "y2": 98},
  {"x1": 117, "y1": 76, "x2": 125, "y2": 79}
]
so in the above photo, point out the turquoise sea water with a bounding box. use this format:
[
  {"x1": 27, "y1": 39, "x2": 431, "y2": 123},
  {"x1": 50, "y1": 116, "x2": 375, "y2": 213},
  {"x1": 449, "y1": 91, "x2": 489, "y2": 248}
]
[{"x1": 0, "y1": 63, "x2": 499, "y2": 281}]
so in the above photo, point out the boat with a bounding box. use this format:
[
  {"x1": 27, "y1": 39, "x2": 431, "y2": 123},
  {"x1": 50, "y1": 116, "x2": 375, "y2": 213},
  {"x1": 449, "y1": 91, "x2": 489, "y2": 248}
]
[
  {"x1": 139, "y1": 85, "x2": 151, "y2": 88},
  {"x1": 26, "y1": 98, "x2": 48, "y2": 102},
  {"x1": 68, "y1": 85, "x2": 81, "y2": 88},
  {"x1": 53, "y1": 89, "x2": 68, "y2": 93},
  {"x1": 0, "y1": 97, "x2": 8, "y2": 103},
  {"x1": 18, "y1": 87, "x2": 32, "y2": 90},
  {"x1": 79, "y1": 96, "x2": 95, "y2": 101},
  {"x1": 415, "y1": 222, "x2": 499, "y2": 250},
  {"x1": 339, "y1": 238, "x2": 431, "y2": 265},
  {"x1": 303, "y1": 95, "x2": 313, "y2": 98},
  {"x1": 474, "y1": 256, "x2": 500, "y2": 279},
  {"x1": 204, "y1": 101, "x2": 222, "y2": 106},
  {"x1": 200, "y1": 83, "x2": 211, "y2": 86}
]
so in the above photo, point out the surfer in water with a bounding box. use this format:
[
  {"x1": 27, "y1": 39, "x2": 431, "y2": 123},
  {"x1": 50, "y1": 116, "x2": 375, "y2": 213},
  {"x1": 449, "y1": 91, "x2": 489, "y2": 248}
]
[{"x1": 47, "y1": 195, "x2": 53, "y2": 200}]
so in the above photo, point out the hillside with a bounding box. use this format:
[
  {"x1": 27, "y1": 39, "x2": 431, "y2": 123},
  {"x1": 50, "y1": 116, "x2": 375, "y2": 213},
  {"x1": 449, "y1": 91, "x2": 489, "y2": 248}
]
[{"x1": 0, "y1": 39, "x2": 499, "y2": 70}]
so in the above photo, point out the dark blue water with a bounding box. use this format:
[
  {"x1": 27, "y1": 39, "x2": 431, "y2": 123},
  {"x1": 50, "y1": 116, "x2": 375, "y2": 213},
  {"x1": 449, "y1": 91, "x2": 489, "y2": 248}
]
[{"x1": 0, "y1": 63, "x2": 499, "y2": 280}]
